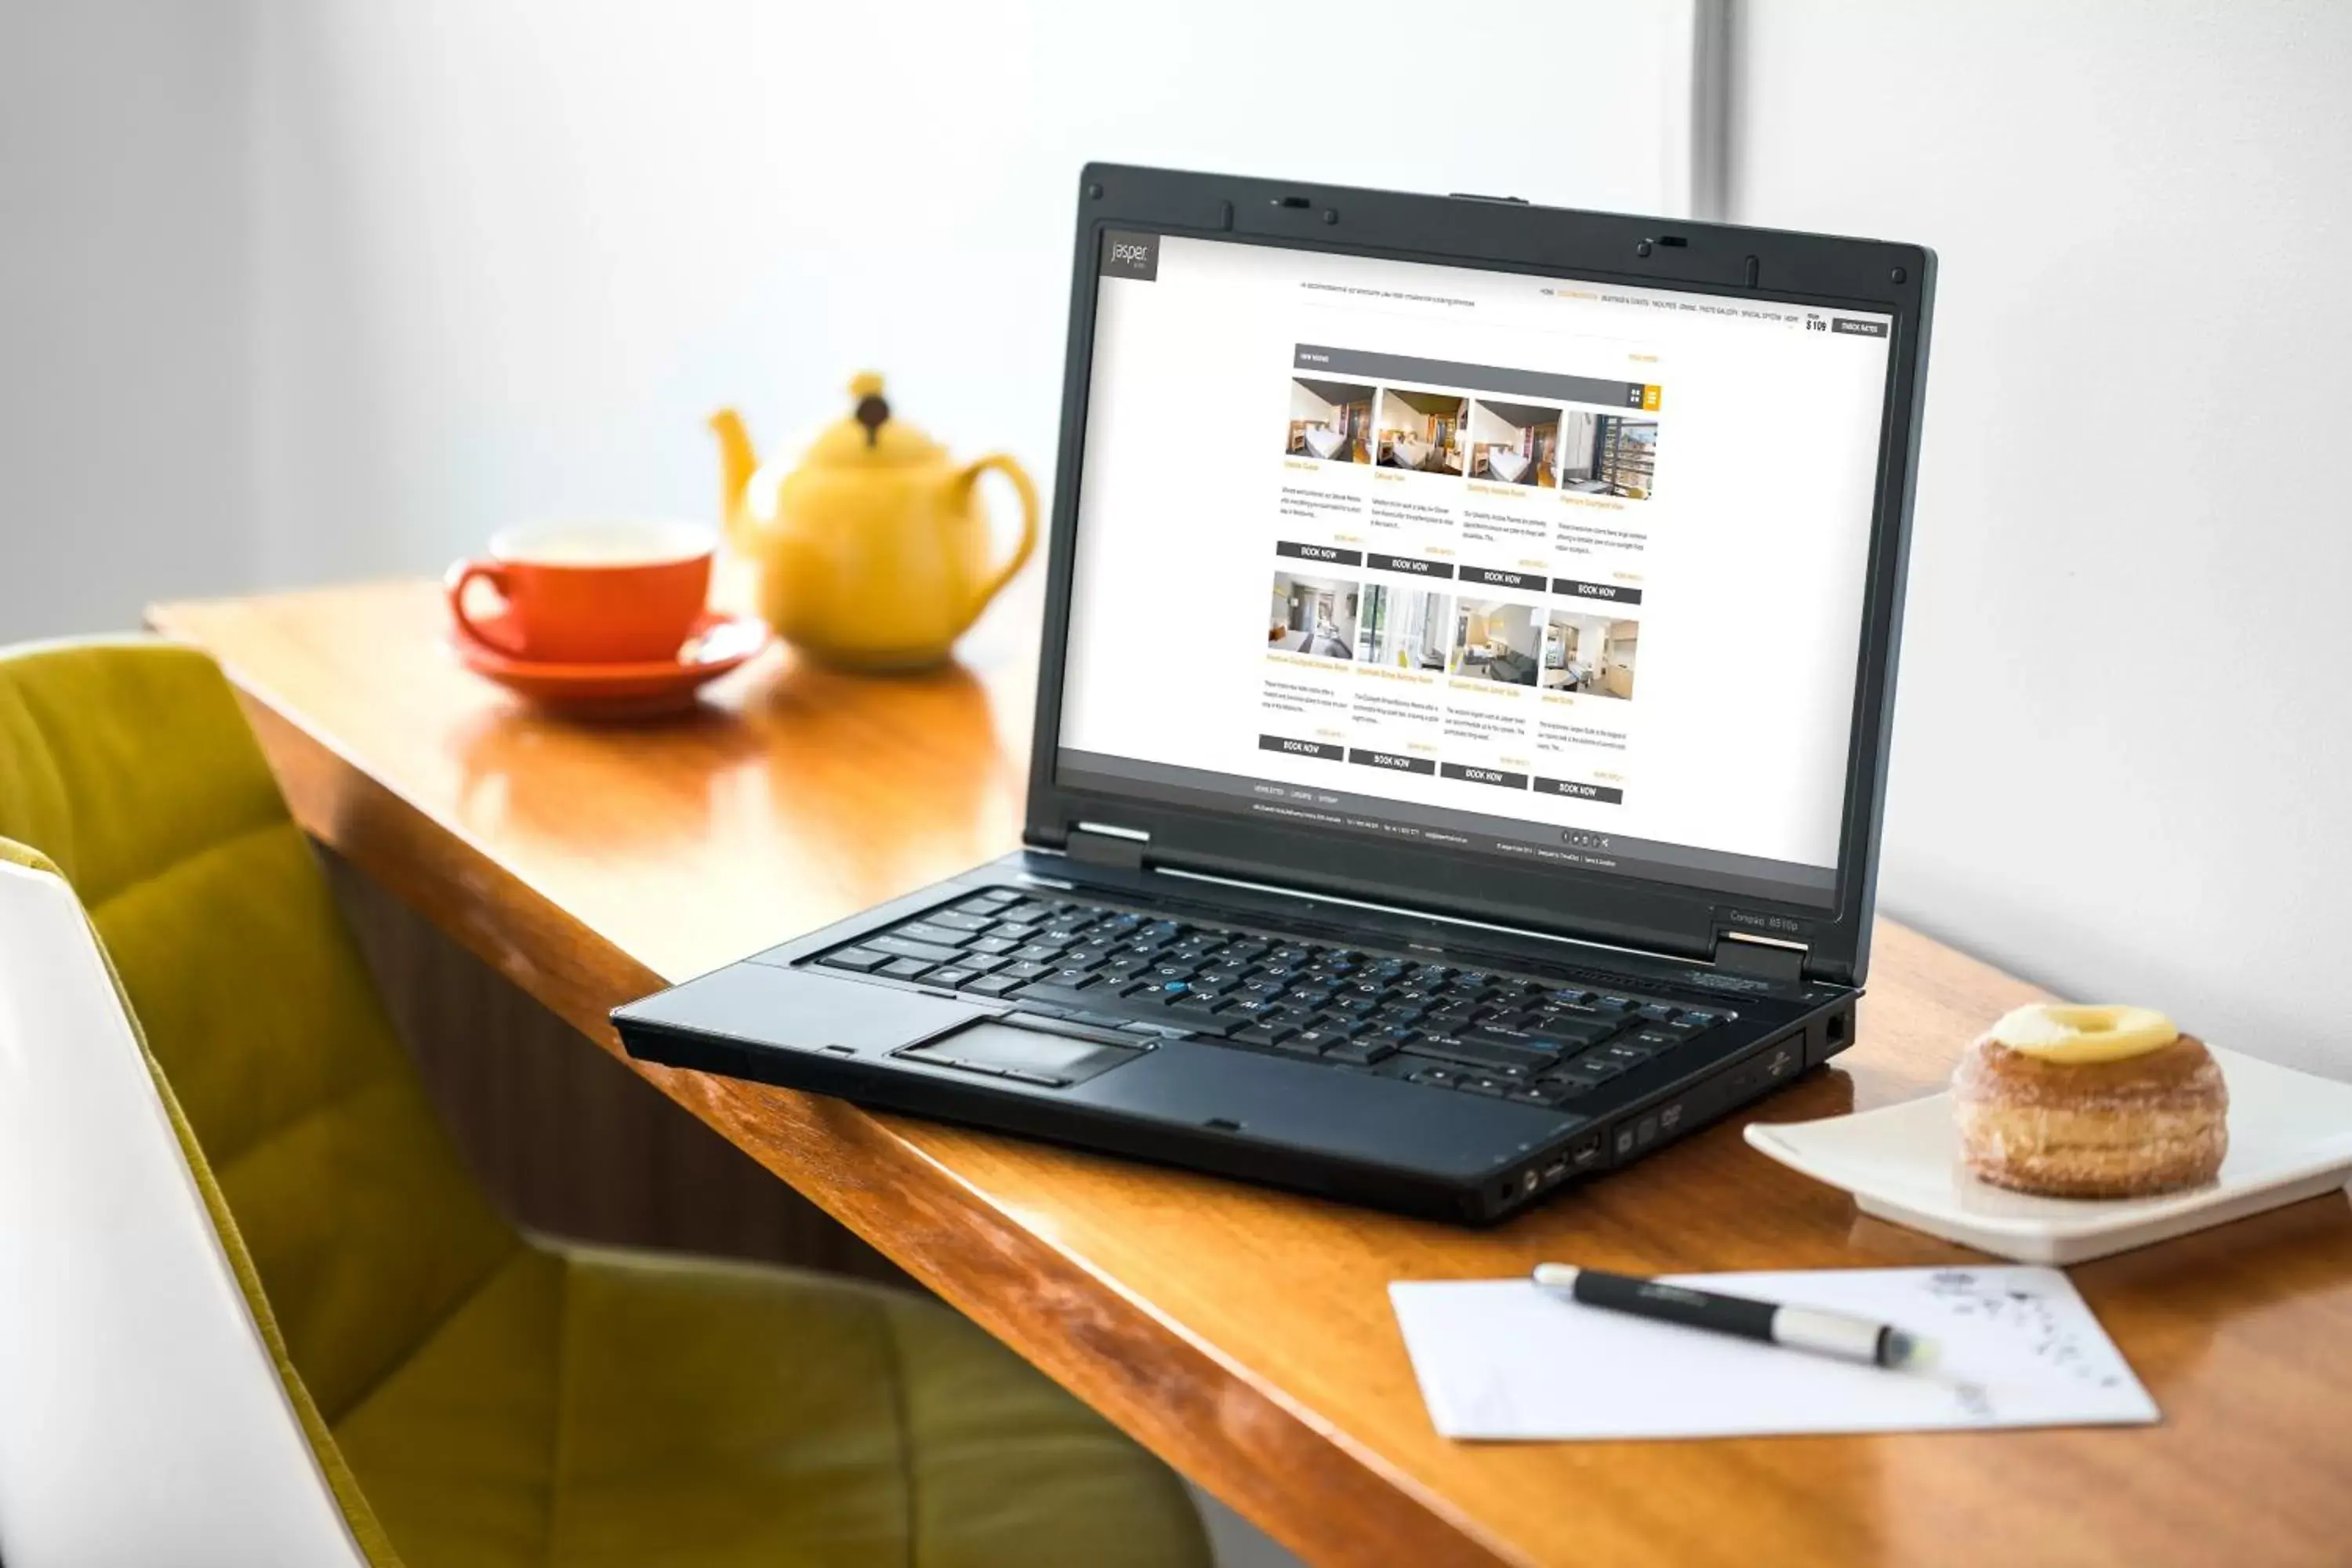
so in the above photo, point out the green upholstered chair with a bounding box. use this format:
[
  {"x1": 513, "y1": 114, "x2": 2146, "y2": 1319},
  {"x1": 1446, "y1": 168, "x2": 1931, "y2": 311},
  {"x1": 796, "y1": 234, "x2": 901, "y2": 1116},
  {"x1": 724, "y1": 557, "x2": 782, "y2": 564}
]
[{"x1": 0, "y1": 637, "x2": 1210, "y2": 1567}]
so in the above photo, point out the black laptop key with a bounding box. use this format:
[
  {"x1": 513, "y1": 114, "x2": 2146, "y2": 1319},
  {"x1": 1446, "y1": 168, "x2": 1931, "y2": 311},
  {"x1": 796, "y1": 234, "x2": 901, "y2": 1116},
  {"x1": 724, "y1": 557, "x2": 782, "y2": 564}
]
[
  {"x1": 962, "y1": 935, "x2": 1019, "y2": 956},
  {"x1": 1167, "y1": 998, "x2": 1242, "y2": 1033},
  {"x1": 880, "y1": 957, "x2": 935, "y2": 979},
  {"x1": 1323, "y1": 1037, "x2": 1396, "y2": 1065},
  {"x1": 1524, "y1": 1006, "x2": 1618, "y2": 1039},
  {"x1": 869, "y1": 935, "x2": 964, "y2": 965},
  {"x1": 1232, "y1": 1022, "x2": 1298, "y2": 1047},
  {"x1": 1404, "y1": 1034, "x2": 1555, "y2": 1073},
  {"x1": 1014, "y1": 982, "x2": 1165, "y2": 1023},
  {"x1": 821, "y1": 947, "x2": 891, "y2": 972},
  {"x1": 895, "y1": 921, "x2": 973, "y2": 948},
  {"x1": 1454, "y1": 1025, "x2": 1566, "y2": 1057},
  {"x1": 925, "y1": 965, "x2": 982, "y2": 989},
  {"x1": 966, "y1": 974, "x2": 1025, "y2": 996}
]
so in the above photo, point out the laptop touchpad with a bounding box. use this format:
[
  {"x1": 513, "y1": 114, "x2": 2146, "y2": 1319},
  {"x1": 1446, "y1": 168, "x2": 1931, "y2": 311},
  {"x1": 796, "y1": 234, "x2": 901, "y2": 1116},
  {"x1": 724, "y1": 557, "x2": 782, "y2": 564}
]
[{"x1": 899, "y1": 1022, "x2": 1142, "y2": 1088}]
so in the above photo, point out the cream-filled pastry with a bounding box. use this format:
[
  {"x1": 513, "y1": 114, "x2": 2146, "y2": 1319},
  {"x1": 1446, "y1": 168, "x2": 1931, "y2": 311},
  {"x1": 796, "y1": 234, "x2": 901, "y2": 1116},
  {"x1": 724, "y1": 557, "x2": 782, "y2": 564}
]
[{"x1": 1952, "y1": 1004, "x2": 2227, "y2": 1198}]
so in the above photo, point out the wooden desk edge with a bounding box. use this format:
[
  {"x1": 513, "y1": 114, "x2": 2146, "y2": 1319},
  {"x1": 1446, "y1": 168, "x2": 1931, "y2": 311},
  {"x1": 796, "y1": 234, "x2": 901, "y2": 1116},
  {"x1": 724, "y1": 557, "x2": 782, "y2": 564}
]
[{"x1": 201, "y1": 649, "x2": 1525, "y2": 1568}]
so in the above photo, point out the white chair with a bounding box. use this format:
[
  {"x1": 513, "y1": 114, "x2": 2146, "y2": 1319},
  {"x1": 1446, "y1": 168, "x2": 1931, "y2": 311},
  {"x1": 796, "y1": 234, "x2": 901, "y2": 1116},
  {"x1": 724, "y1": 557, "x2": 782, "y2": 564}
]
[{"x1": 0, "y1": 853, "x2": 371, "y2": 1566}]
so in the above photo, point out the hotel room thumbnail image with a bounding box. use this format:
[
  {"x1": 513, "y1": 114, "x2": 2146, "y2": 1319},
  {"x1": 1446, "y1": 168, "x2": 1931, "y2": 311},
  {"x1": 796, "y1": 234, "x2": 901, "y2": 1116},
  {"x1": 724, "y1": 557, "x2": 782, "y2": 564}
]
[
  {"x1": 1559, "y1": 411, "x2": 1660, "y2": 499},
  {"x1": 1356, "y1": 584, "x2": 1451, "y2": 670},
  {"x1": 1542, "y1": 608, "x2": 1639, "y2": 699},
  {"x1": 1374, "y1": 389, "x2": 1468, "y2": 474},
  {"x1": 1268, "y1": 571, "x2": 1360, "y2": 659},
  {"x1": 1467, "y1": 399, "x2": 1562, "y2": 485},
  {"x1": 1285, "y1": 377, "x2": 1375, "y2": 463},
  {"x1": 1447, "y1": 598, "x2": 1544, "y2": 685}
]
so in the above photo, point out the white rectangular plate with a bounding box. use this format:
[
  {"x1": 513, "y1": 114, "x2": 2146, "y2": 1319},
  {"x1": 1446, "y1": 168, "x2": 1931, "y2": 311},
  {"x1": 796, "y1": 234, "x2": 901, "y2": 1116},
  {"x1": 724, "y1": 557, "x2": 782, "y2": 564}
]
[{"x1": 1743, "y1": 1047, "x2": 2352, "y2": 1263}]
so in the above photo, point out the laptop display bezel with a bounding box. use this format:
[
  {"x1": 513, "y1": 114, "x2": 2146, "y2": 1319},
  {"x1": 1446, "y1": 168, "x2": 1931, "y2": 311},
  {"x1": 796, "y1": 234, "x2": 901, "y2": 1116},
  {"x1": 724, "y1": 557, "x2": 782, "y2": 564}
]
[{"x1": 1024, "y1": 165, "x2": 1933, "y2": 987}]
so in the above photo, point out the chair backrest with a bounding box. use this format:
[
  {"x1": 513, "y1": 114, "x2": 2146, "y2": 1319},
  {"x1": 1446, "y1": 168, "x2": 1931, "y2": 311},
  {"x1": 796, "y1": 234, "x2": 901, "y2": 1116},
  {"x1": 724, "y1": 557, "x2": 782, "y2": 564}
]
[
  {"x1": 0, "y1": 637, "x2": 524, "y2": 1564},
  {"x1": 0, "y1": 851, "x2": 369, "y2": 1566}
]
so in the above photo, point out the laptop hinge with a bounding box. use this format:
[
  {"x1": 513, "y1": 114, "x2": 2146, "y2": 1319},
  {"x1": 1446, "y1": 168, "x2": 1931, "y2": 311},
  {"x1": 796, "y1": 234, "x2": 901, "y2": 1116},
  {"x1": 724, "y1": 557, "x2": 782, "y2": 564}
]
[
  {"x1": 1711, "y1": 929, "x2": 1809, "y2": 983},
  {"x1": 1066, "y1": 822, "x2": 1150, "y2": 872}
]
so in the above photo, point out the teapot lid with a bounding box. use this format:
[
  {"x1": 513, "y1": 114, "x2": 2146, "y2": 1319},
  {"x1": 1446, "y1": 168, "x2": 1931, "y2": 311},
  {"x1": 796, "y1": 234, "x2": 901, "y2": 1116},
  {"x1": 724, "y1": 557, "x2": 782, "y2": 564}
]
[{"x1": 806, "y1": 372, "x2": 942, "y2": 467}]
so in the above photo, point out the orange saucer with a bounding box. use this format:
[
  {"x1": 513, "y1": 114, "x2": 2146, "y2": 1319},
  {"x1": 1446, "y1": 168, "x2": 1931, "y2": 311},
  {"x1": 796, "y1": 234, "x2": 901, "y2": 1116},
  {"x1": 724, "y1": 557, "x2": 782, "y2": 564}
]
[{"x1": 449, "y1": 610, "x2": 773, "y2": 717}]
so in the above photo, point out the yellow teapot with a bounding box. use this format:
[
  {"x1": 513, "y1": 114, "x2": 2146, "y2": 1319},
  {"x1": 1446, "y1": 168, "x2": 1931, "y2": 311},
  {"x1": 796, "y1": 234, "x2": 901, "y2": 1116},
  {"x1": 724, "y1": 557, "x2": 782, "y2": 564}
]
[{"x1": 710, "y1": 373, "x2": 1038, "y2": 671}]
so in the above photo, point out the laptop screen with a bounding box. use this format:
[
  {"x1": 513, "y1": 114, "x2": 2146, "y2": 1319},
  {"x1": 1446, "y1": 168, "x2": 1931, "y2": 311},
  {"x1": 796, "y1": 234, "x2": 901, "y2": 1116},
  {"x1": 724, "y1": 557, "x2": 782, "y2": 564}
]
[{"x1": 1056, "y1": 231, "x2": 1894, "y2": 909}]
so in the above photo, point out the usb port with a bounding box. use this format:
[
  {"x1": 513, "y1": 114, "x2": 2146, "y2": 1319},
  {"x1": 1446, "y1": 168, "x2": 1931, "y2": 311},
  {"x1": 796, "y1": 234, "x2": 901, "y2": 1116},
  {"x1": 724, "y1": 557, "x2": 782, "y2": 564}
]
[{"x1": 1541, "y1": 1157, "x2": 1570, "y2": 1184}]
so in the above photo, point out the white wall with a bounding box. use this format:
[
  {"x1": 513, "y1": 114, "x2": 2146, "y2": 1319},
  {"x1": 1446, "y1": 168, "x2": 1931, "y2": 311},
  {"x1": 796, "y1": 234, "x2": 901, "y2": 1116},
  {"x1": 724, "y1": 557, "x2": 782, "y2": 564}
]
[
  {"x1": 1466, "y1": 401, "x2": 1517, "y2": 450},
  {"x1": 1732, "y1": 0, "x2": 2352, "y2": 1073},
  {"x1": 0, "y1": 0, "x2": 1699, "y2": 640},
  {"x1": 0, "y1": 2, "x2": 258, "y2": 638},
  {"x1": 1287, "y1": 381, "x2": 1346, "y2": 427}
]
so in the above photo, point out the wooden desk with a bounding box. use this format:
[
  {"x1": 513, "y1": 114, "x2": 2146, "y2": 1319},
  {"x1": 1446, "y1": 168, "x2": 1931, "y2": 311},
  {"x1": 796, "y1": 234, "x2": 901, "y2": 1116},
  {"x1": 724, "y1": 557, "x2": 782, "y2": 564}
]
[{"x1": 154, "y1": 580, "x2": 2352, "y2": 1568}]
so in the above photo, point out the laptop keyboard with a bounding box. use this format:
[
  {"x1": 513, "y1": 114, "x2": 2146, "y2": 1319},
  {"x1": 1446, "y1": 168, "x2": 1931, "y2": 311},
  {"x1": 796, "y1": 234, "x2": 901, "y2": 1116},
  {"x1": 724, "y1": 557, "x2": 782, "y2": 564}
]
[{"x1": 811, "y1": 888, "x2": 1726, "y2": 1108}]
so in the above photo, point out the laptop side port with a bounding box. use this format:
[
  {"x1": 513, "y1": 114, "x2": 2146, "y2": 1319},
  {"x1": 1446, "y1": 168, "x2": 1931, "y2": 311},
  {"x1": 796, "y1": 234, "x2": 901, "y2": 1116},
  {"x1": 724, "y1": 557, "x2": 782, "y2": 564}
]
[{"x1": 1806, "y1": 1004, "x2": 1858, "y2": 1066}]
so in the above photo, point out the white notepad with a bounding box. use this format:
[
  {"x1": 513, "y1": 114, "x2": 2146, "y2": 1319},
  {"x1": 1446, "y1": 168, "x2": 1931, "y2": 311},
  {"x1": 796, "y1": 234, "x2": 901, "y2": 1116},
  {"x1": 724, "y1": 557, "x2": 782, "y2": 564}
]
[{"x1": 1389, "y1": 1266, "x2": 2158, "y2": 1441}]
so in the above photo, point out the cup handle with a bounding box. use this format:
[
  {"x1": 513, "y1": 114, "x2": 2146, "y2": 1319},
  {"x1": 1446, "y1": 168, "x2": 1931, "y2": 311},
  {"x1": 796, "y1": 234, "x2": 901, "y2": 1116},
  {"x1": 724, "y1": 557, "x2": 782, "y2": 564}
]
[
  {"x1": 444, "y1": 560, "x2": 524, "y2": 658},
  {"x1": 957, "y1": 452, "x2": 1039, "y2": 615}
]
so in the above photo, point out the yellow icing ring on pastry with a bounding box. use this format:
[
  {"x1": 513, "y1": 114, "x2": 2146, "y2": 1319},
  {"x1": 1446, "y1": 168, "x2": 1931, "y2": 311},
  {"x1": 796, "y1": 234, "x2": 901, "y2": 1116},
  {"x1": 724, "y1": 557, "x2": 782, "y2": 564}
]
[{"x1": 1989, "y1": 1004, "x2": 2179, "y2": 1064}]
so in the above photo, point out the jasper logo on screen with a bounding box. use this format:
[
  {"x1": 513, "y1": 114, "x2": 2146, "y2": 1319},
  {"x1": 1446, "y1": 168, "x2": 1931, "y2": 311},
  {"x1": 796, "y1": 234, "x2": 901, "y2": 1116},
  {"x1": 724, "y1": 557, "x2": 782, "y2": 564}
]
[{"x1": 1101, "y1": 230, "x2": 1159, "y2": 281}]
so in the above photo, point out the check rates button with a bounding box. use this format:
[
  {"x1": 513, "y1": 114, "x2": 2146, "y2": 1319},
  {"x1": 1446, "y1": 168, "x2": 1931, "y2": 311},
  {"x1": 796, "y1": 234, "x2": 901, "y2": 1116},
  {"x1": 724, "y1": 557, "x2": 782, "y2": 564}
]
[
  {"x1": 1346, "y1": 747, "x2": 1436, "y2": 776},
  {"x1": 1534, "y1": 775, "x2": 1625, "y2": 804},
  {"x1": 1258, "y1": 734, "x2": 1342, "y2": 761},
  {"x1": 1439, "y1": 762, "x2": 1530, "y2": 790}
]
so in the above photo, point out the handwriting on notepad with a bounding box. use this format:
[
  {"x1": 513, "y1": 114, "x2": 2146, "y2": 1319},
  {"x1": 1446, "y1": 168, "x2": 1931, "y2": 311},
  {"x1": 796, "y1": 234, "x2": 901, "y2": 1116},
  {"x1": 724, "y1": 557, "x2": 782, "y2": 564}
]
[{"x1": 1922, "y1": 1269, "x2": 2129, "y2": 1423}]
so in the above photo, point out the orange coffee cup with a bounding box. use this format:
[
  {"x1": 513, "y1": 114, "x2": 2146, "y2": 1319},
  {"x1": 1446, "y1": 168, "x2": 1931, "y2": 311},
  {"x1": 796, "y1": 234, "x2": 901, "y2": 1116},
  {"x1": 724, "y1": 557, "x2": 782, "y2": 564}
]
[{"x1": 445, "y1": 520, "x2": 716, "y2": 665}]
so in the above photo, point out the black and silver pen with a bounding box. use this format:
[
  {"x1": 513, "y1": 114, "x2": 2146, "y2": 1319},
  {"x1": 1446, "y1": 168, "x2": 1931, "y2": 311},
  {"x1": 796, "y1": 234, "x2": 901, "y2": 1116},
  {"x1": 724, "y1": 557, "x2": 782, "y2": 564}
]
[{"x1": 1531, "y1": 1263, "x2": 1939, "y2": 1370}]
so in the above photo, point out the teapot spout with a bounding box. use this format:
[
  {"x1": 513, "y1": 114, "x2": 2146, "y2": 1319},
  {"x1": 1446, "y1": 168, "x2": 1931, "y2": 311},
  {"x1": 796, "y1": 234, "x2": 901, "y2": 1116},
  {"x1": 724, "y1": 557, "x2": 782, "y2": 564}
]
[{"x1": 709, "y1": 408, "x2": 759, "y2": 546}]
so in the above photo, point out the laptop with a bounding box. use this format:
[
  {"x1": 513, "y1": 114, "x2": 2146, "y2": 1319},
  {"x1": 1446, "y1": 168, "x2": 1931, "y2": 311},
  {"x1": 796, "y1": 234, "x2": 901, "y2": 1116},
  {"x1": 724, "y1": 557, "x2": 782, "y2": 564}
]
[{"x1": 614, "y1": 165, "x2": 1933, "y2": 1225}]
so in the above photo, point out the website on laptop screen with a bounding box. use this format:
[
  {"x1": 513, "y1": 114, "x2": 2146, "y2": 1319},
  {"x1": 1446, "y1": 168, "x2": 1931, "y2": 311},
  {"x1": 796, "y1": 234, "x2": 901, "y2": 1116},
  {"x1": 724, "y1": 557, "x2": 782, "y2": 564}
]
[{"x1": 1057, "y1": 231, "x2": 1894, "y2": 907}]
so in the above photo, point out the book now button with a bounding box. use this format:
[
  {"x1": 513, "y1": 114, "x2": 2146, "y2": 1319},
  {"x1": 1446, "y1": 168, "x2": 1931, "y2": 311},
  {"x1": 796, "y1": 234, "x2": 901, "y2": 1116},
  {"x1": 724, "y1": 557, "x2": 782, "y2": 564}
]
[
  {"x1": 1346, "y1": 748, "x2": 1436, "y2": 776},
  {"x1": 1258, "y1": 734, "x2": 1342, "y2": 761}
]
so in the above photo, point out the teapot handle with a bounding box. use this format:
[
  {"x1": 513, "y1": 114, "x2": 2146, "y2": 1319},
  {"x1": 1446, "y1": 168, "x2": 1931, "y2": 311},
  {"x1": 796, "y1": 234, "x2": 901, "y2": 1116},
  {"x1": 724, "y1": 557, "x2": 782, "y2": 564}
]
[{"x1": 956, "y1": 452, "x2": 1039, "y2": 617}]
